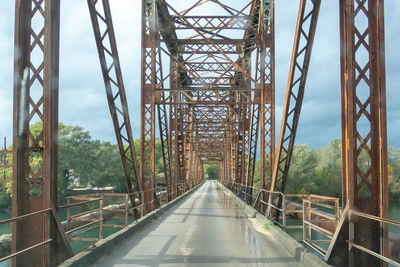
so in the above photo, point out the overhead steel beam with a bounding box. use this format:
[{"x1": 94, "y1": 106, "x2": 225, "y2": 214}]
[
  {"x1": 146, "y1": 0, "x2": 274, "y2": 211},
  {"x1": 174, "y1": 15, "x2": 250, "y2": 30}
]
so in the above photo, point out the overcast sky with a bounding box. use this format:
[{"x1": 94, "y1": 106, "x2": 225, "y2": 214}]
[{"x1": 0, "y1": 1, "x2": 399, "y2": 148}]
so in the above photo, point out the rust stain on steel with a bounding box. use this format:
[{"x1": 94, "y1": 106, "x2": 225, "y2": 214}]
[
  {"x1": 12, "y1": 0, "x2": 67, "y2": 266},
  {"x1": 267, "y1": 0, "x2": 321, "y2": 220},
  {"x1": 87, "y1": 0, "x2": 141, "y2": 219},
  {"x1": 11, "y1": 0, "x2": 391, "y2": 266},
  {"x1": 332, "y1": 0, "x2": 388, "y2": 266}
]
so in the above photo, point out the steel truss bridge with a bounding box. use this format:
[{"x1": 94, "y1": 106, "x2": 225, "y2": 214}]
[{"x1": 1, "y1": 0, "x2": 396, "y2": 266}]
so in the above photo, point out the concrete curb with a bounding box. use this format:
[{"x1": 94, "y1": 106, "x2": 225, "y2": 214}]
[
  {"x1": 217, "y1": 181, "x2": 331, "y2": 267},
  {"x1": 59, "y1": 182, "x2": 205, "y2": 267}
]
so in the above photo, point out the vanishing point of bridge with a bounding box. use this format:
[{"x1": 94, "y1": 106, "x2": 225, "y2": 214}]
[{"x1": 0, "y1": 0, "x2": 397, "y2": 266}]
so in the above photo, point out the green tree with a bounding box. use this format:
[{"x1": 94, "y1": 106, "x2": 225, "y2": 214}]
[
  {"x1": 89, "y1": 141, "x2": 125, "y2": 188},
  {"x1": 27, "y1": 122, "x2": 126, "y2": 203},
  {"x1": 204, "y1": 164, "x2": 219, "y2": 180},
  {"x1": 58, "y1": 123, "x2": 93, "y2": 185},
  {"x1": 388, "y1": 147, "x2": 400, "y2": 201},
  {"x1": 254, "y1": 160, "x2": 260, "y2": 188},
  {"x1": 314, "y1": 139, "x2": 342, "y2": 197},
  {"x1": 58, "y1": 124, "x2": 130, "y2": 197},
  {"x1": 286, "y1": 144, "x2": 318, "y2": 194},
  {"x1": 0, "y1": 182, "x2": 11, "y2": 211}
]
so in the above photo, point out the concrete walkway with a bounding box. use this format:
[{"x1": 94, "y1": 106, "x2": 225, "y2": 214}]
[{"x1": 95, "y1": 181, "x2": 301, "y2": 267}]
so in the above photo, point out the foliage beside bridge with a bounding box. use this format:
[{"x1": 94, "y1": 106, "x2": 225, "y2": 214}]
[{"x1": 2, "y1": 124, "x2": 400, "y2": 212}]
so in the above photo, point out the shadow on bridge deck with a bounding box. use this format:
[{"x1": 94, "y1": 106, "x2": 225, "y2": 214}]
[{"x1": 94, "y1": 181, "x2": 302, "y2": 267}]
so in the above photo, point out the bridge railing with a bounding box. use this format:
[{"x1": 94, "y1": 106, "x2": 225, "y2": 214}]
[
  {"x1": 221, "y1": 179, "x2": 400, "y2": 265},
  {"x1": 0, "y1": 180, "x2": 202, "y2": 263},
  {"x1": 62, "y1": 187, "x2": 159, "y2": 252},
  {"x1": 302, "y1": 198, "x2": 340, "y2": 256},
  {"x1": 0, "y1": 208, "x2": 54, "y2": 262},
  {"x1": 61, "y1": 195, "x2": 104, "y2": 251},
  {"x1": 345, "y1": 209, "x2": 400, "y2": 266},
  {"x1": 61, "y1": 182, "x2": 198, "y2": 255},
  {"x1": 221, "y1": 180, "x2": 342, "y2": 253},
  {"x1": 221, "y1": 180, "x2": 341, "y2": 231}
]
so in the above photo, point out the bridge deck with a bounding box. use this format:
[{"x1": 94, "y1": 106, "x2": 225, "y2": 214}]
[{"x1": 95, "y1": 181, "x2": 302, "y2": 266}]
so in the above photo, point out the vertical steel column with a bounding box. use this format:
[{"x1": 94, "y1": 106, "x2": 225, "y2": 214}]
[
  {"x1": 245, "y1": 103, "x2": 259, "y2": 203},
  {"x1": 202, "y1": 161, "x2": 204, "y2": 183},
  {"x1": 241, "y1": 87, "x2": 251, "y2": 187},
  {"x1": 228, "y1": 108, "x2": 235, "y2": 183},
  {"x1": 340, "y1": 0, "x2": 388, "y2": 265},
  {"x1": 12, "y1": 0, "x2": 60, "y2": 266},
  {"x1": 155, "y1": 44, "x2": 173, "y2": 202},
  {"x1": 267, "y1": 0, "x2": 321, "y2": 219},
  {"x1": 176, "y1": 94, "x2": 185, "y2": 194},
  {"x1": 236, "y1": 94, "x2": 245, "y2": 186},
  {"x1": 177, "y1": 99, "x2": 186, "y2": 187},
  {"x1": 170, "y1": 66, "x2": 178, "y2": 197},
  {"x1": 230, "y1": 108, "x2": 238, "y2": 184},
  {"x1": 196, "y1": 157, "x2": 201, "y2": 184},
  {"x1": 184, "y1": 106, "x2": 194, "y2": 186},
  {"x1": 259, "y1": 0, "x2": 275, "y2": 211},
  {"x1": 141, "y1": 0, "x2": 157, "y2": 212}
]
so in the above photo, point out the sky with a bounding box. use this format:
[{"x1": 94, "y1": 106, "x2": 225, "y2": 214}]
[{"x1": 0, "y1": 0, "x2": 399, "y2": 149}]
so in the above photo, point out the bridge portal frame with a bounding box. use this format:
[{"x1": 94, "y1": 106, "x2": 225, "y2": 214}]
[{"x1": 9, "y1": 0, "x2": 391, "y2": 266}]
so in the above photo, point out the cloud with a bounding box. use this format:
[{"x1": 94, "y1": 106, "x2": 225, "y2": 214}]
[{"x1": 0, "y1": 0, "x2": 399, "y2": 149}]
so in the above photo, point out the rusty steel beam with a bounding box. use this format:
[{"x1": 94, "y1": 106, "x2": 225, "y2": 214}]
[
  {"x1": 176, "y1": 103, "x2": 186, "y2": 186},
  {"x1": 140, "y1": 0, "x2": 274, "y2": 214},
  {"x1": 235, "y1": 99, "x2": 244, "y2": 184},
  {"x1": 245, "y1": 104, "x2": 259, "y2": 203},
  {"x1": 87, "y1": 0, "x2": 141, "y2": 219},
  {"x1": 157, "y1": 97, "x2": 173, "y2": 201},
  {"x1": 267, "y1": 0, "x2": 321, "y2": 219},
  {"x1": 11, "y1": 0, "x2": 394, "y2": 265},
  {"x1": 257, "y1": 0, "x2": 275, "y2": 211},
  {"x1": 326, "y1": 0, "x2": 388, "y2": 266},
  {"x1": 141, "y1": 0, "x2": 158, "y2": 213},
  {"x1": 174, "y1": 15, "x2": 250, "y2": 30},
  {"x1": 12, "y1": 0, "x2": 71, "y2": 266},
  {"x1": 158, "y1": 0, "x2": 261, "y2": 195},
  {"x1": 153, "y1": 44, "x2": 173, "y2": 203},
  {"x1": 169, "y1": 62, "x2": 179, "y2": 198}
]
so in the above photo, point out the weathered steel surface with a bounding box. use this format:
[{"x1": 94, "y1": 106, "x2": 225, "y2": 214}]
[
  {"x1": 335, "y1": 0, "x2": 388, "y2": 266},
  {"x1": 12, "y1": 0, "x2": 64, "y2": 266},
  {"x1": 267, "y1": 0, "x2": 321, "y2": 219},
  {"x1": 10, "y1": 0, "x2": 391, "y2": 266},
  {"x1": 87, "y1": 0, "x2": 141, "y2": 219},
  {"x1": 139, "y1": 0, "x2": 275, "y2": 209}
]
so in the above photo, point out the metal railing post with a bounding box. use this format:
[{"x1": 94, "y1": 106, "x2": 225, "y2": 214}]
[
  {"x1": 282, "y1": 194, "x2": 287, "y2": 231},
  {"x1": 99, "y1": 198, "x2": 103, "y2": 240},
  {"x1": 335, "y1": 198, "x2": 340, "y2": 227},
  {"x1": 307, "y1": 199, "x2": 312, "y2": 242},
  {"x1": 67, "y1": 197, "x2": 71, "y2": 233},
  {"x1": 125, "y1": 194, "x2": 129, "y2": 226},
  {"x1": 303, "y1": 199, "x2": 306, "y2": 243}
]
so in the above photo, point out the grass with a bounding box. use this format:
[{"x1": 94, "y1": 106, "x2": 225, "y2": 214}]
[{"x1": 263, "y1": 219, "x2": 272, "y2": 230}]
